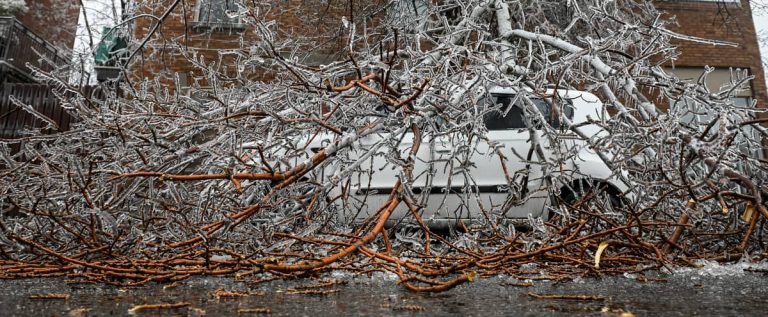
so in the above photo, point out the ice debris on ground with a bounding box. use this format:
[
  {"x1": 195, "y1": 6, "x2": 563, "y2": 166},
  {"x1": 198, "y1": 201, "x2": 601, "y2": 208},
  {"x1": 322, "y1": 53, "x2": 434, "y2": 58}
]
[
  {"x1": 330, "y1": 270, "x2": 354, "y2": 280},
  {"x1": 327, "y1": 269, "x2": 399, "y2": 283},
  {"x1": 673, "y1": 257, "x2": 768, "y2": 277},
  {"x1": 209, "y1": 254, "x2": 233, "y2": 261},
  {"x1": 365, "y1": 271, "x2": 399, "y2": 283}
]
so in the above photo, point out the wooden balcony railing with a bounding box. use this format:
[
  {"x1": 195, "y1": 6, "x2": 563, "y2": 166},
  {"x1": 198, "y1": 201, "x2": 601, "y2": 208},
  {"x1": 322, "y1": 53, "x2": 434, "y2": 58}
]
[{"x1": 0, "y1": 17, "x2": 70, "y2": 80}]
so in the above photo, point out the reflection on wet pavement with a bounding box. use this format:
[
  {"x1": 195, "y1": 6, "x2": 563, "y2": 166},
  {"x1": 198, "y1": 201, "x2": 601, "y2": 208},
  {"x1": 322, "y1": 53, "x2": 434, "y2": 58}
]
[{"x1": 0, "y1": 269, "x2": 766, "y2": 316}]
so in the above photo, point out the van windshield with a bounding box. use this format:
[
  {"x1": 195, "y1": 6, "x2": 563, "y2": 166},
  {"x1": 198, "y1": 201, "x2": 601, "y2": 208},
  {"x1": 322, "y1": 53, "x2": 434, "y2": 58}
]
[{"x1": 483, "y1": 94, "x2": 573, "y2": 130}]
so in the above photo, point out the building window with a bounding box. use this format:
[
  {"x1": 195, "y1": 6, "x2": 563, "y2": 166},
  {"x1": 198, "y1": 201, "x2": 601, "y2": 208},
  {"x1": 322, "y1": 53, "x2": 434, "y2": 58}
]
[
  {"x1": 386, "y1": 0, "x2": 429, "y2": 32},
  {"x1": 192, "y1": 0, "x2": 244, "y2": 32}
]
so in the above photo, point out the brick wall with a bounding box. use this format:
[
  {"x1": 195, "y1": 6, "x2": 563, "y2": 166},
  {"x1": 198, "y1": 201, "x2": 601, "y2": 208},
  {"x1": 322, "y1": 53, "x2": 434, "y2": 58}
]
[
  {"x1": 16, "y1": 0, "x2": 80, "y2": 49},
  {"x1": 128, "y1": 0, "x2": 768, "y2": 109},
  {"x1": 129, "y1": 0, "x2": 386, "y2": 92},
  {"x1": 655, "y1": 0, "x2": 767, "y2": 109}
]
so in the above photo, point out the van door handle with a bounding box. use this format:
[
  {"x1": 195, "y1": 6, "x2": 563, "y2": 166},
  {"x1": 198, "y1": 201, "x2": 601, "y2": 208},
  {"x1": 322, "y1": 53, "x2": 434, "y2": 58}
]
[{"x1": 435, "y1": 149, "x2": 451, "y2": 154}]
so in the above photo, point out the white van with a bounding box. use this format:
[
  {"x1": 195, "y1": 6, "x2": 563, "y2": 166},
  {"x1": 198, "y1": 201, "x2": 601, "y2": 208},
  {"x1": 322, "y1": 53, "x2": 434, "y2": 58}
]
[
  {"x1": 298, "y1": 87, "x2": 632, "y2": 228},
  {"x1": 240, "y1": 87, "x2": 631, "y2": 228}
]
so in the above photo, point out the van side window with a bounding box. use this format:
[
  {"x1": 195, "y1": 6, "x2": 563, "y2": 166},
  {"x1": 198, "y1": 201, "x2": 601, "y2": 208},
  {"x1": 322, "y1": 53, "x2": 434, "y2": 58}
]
[
  {"x1": 483, "y1": 95, "x2": 525, "y2": 130},
  {"x1": 483, "y1": 94, "x2": 573, "y2": 130}
]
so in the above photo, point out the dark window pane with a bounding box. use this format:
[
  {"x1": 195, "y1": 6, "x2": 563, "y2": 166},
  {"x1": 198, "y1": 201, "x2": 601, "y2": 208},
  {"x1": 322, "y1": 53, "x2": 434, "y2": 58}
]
[
  {"x1": 199, "y1": 0, "x2": 238, "y2": 24},
  {"x1": 483, "y1": 95, "x2": 525, "y2": 130},
  {"x1": 387, "y1": 0, "x2": 428, "y2": 31},
  {"x1": 483, "y1": 94, "x2": 573, "y2": 130},
  {"x1": 531, "y1": 98, "x2": 550, "y2": 129}
]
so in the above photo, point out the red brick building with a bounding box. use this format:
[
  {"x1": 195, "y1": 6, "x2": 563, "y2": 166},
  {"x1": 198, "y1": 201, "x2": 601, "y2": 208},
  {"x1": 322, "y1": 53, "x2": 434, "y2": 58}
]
[
  {"x1": 655, "y1": 0, "x2": 767, "y2": 109},
  {"x1": 128, "y1": 0, "x2": 385, "y2": 91},
  {"x1": 125, "y1": 0, "x2": 767, "y2": 106},
  {"x1": 17, "y1": 0, "x2": 80, "y2": 49}
]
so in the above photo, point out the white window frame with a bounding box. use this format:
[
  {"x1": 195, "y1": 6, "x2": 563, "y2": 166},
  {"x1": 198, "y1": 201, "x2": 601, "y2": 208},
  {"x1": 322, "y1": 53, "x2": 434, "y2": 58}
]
[{"x1": 193, "y1": 0, "x2": 244, "y2": 31}]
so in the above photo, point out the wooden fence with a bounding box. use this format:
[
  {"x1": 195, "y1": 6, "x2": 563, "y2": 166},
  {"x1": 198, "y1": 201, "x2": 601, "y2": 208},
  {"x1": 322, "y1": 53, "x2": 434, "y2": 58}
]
[{"x1": 0, "y1": 83, "x2": 75, "y2": 140}]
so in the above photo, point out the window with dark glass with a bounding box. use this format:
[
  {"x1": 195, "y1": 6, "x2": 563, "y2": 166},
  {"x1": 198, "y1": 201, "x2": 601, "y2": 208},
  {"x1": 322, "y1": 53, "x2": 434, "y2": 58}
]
[
  {"x1": 197, "y1": 0, "x2": 239, "y2": 24},
  {"x1": 483, "y1": 94, "x2": 573, "y2": 130},
  {"x1": 386, "y1": 0, "x2": 429, "y2": 32},
  {"x1": 483, "y1": 95, "x2": 526, "y2": 130}
]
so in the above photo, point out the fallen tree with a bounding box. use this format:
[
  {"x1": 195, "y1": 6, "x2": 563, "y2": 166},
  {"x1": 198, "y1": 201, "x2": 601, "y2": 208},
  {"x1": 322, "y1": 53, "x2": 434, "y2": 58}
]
[{"x1": 0, "y1": 0, "x2": 765, "y2": 291}]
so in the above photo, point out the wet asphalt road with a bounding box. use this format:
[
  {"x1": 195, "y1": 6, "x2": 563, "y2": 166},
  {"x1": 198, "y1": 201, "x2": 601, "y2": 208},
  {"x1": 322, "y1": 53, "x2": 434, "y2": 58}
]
[{"x1": 0, "y1": 268, "x2": 766, "y2": 316}]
